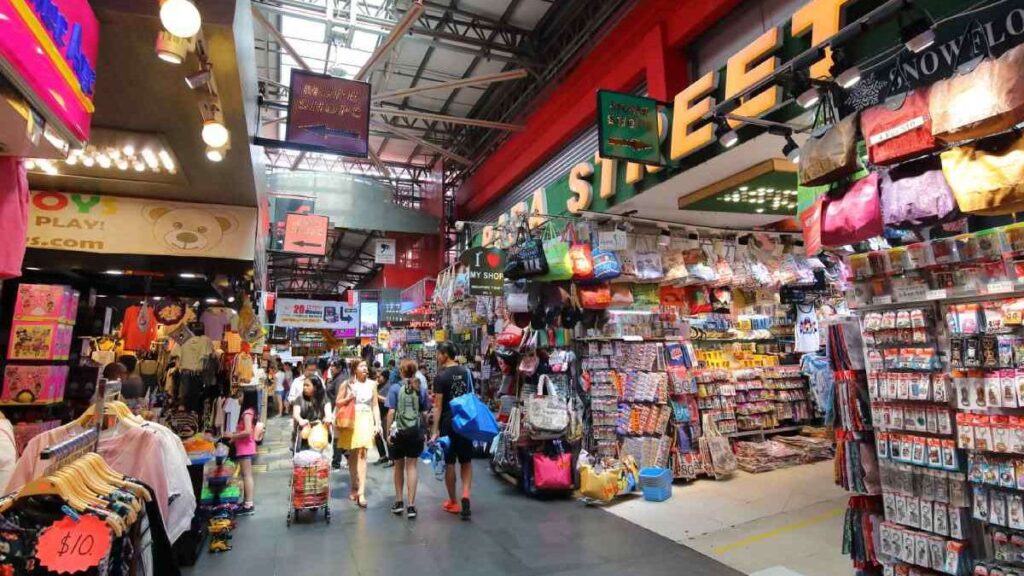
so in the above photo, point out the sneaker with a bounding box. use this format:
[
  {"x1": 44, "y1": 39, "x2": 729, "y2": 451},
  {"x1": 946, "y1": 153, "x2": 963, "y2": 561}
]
[
  {"x1": 382, "y1": 459, "x2": 395, "y2": 468},
  {"x1": 441, "y1": 500, "x2": 461, "y2": 514},
  {"x1": 460, "y1": 498, "x2": 471, "y2": 521},
  {"x1": 390, "y1": 501, "x2": 405, "y2": 515},
  {"x1": 237, "y1": 504, "x2": 255, "y2": 517},
  {"x1": 406, "y1": 506, "x2": 417, "y2": 519}
]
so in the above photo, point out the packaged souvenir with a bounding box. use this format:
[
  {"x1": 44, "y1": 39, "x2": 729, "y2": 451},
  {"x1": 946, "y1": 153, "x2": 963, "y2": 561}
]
[
  {"x1": 988, "y1": 372, "x2": 1004, "y2": 407},
  {"x1": 931, "y1": 237, "x2": 960, "y2": 265},
  {"x1": 933, "y1": 502, "x2": 949, "y2": 535},
  {"x1": 942, "y1": 440, "x2": 958, "y2": 470},
  {"x1": 983, "y1": 336, "x2": 1001, "y2": 370},
  {"x1": 1002, "y1": 369, "x2": 1019, "y2": 407},
  {"x1": 905, "y1": 242, "x2": 935, "y2": 269}
]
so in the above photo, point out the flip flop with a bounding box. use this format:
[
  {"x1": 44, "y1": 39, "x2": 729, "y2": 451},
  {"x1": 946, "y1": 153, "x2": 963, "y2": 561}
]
[{"x1": 357, "y1": 496, "x2": 368, "y2": 508}]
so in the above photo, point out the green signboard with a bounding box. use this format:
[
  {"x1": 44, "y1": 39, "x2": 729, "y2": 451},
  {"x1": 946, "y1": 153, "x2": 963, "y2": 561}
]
[{"x1": 597, "y1": 90, "x2": 664, "y2": 166}]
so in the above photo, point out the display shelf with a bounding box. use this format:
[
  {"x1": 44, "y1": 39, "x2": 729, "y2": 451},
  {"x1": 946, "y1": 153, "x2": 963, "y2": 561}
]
[
  {"x1": 850, "y1": 280, "x2": 1024, "y2": 311},
  {"x1": 726, "y1": 424, "x2": 805, "y2": 438}
]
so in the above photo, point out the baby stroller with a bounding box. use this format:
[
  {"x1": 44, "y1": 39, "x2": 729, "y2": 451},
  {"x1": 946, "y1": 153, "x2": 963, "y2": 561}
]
[{"x1": 287, "y1": 421, "x2": 331, "y2": 527}]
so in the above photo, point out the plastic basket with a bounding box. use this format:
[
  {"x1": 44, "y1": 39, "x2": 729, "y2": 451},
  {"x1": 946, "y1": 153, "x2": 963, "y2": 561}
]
[
  {"x1": 639, "y1": 467, "x2": 672, "y2": 487},
  {"x1": 641, "y1": 484, "x2": 672, "y2": 502}
]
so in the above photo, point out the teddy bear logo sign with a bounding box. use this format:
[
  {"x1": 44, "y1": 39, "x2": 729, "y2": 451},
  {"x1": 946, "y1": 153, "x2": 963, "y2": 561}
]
[{"x1": 144, "y1": 206, "x2": 238, "y2": 253}]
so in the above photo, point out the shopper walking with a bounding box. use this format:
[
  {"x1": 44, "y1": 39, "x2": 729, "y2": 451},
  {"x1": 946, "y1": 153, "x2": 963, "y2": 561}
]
[
  {"x1": 336, "y1": 360, "x2": 380, "y2": 508},
  {"x1": 292, "y1": 376, "x2": 326, "y2": 452},
  {"x1": 429, "y1": 341, "x2": 475, "y2": 520},
  {"x1": 387, "y1": 359, "x2": 431, "y2": 519},
  {"x1": 273, "y1": 362, "x2": 287, "y2": 417},
  {"x1": 373, "y1": 370, "x2": 393, "y2": 468},
  {"x1": 327, "y1": 360, "x2": 349, "y2": 470},
  {"x1": 227, "y1": 387, "x2": 259, "y2": 516}
]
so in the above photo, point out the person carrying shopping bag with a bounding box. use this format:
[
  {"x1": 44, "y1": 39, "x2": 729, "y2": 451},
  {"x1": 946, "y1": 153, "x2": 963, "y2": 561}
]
[{"x1": 336, "y1": 360, "x2": 380, "y2": 508}]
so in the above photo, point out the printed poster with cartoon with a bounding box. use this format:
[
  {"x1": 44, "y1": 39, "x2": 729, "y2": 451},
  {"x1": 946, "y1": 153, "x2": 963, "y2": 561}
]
[{"x1": 26, "y1": 191, "x2": 257, "y2": 260}]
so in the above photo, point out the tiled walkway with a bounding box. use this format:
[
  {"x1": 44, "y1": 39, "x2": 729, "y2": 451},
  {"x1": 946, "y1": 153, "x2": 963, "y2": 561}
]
[{"x1": 182, "y1": 418, "x2": 745, "y2": 576}]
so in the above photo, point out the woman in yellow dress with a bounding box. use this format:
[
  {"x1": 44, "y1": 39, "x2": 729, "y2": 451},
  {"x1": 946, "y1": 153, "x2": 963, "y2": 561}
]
[{"x1": 336, "y1": 360, "x2": 380, "y2": 507}]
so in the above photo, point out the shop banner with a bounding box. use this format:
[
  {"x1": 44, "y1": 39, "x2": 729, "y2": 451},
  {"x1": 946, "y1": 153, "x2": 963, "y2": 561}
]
[
  {"x1": 459, "y1": 247, "x2": 505, "y2": 296},
  {"x1": 597, "y1": 90, "x2": 664, "y2": 166},
  {"x1": 26, "y1": 191, "x2": 257, "y2": 260},
  {"x1": 274, "y1": 298, "x2": 357, "y2": 334},
  {"x1": 285, "y1": 69, "x2": 370, "y2": 157},
  {"x1": 0, "y1": 0, "x2": 99, "y2": 142}
]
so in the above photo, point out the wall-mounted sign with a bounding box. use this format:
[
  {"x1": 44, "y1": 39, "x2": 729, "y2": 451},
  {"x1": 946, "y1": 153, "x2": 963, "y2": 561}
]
[
  {"x1": 286, "y1": 69, "x2": 370, "y2": 157},
  {"x1": 269, "y1": 195, "x2": 315, "y2": 251},
  {"x1": 282, "y1": 213, "x2": 329, "y2": 255},
  {"x1": 597, "y1": 90, "x2": 665, "y2": 166},
  {"x1": 459, "y1": 247, "x2": 505, "y2": 296},
  {"x1": 374, "y1": 238, "x2": 396, "y2": 264},
  {"x1": 0, "y1": 0, "x2": 99, "y2": 142},
  {"x1": 275, "y1": 298, "x2": 357, "y2": 333},
  {"x1": 26, "y1": 191, "x2": 256, "y2": 260}
]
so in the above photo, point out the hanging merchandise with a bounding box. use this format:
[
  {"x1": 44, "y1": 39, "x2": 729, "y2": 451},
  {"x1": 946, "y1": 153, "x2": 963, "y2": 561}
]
[
  {"x1": 940, "y1": 131, "x2": 1024, "y2": 216},
  {"x1": 504, "y1": 223, "x2": 549, "y2": 279},
  {"x1": 699, "y1": 413, "x2": 737, "y2": 478},
  {"x1": 566, "y1": 224, "x2": 595, "y2": 281},
  {"x1": 799, "y1": 89, "x2": 860, "y2": 187},
  {"x1": 578, "y1": 283, "x2": 612, "y2": 309},
  {"x1": 0, "y1": 157, "x2": 29, "y2": 279},
  {"x1": 537, "y1": 223, "x2": 572, "y2": 281},
  {"x1": 524, "y1": 375, "x2": 569, "y2": 440},
  {"x1": 794, "y1": 304, "x2": 821, "y2": 353},
  {"x1": 628, "y1": 235, "x2": 665, "y2": 281},
  {"x1": 531, "y1": 442, "x2": 573, "y2": 490},
  {"x1": 929, "y1": 39, "x2": 1024, "y2": 144},
  {"x1": 879, "y1": 157, "x2": 958, "y2": 228},
  {"x1": 821, "y1": 172, "x2": 882, "y2": 248},
  {"x1": 860, "y1": 85, "x2": 939, "y2": 166}
]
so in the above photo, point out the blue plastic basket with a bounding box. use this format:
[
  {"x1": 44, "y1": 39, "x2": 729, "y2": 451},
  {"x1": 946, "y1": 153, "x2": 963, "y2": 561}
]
[{"x1": 641, "y1": 484, "x2": 672, "y2": 502}]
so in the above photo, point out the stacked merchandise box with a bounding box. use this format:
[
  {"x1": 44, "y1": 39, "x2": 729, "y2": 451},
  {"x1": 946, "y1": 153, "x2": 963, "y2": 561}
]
[{"x1": 2, "y1": 284, "x2": 78, "y2": 406}]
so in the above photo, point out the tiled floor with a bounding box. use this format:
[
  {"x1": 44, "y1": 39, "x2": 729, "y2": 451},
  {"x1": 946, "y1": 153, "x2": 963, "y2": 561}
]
[
  {"x1": 602, "y1": 461, "x2": 850, "y2": 575},
  {"x1": 183, "y1": 419, "x2": 743, "y2": 576}
]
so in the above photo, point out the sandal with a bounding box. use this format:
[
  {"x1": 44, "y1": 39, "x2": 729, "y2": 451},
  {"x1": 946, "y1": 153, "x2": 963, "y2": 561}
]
[{"x1": 357, "y1": 496, "x2": 367, "y2": 508}]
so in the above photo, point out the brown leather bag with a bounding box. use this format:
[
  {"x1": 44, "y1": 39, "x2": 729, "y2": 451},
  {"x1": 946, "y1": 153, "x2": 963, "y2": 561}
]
[
  {"x1": 799, "y1": 91, "x2": 860, "y2": 187},
  {"x1": 930, "y1": 42, "x2": 1024, "y2": 143}
]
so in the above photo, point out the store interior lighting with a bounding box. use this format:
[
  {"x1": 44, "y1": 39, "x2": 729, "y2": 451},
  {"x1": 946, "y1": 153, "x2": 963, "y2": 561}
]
[
  {"x1": 783, "y1": 134, "x2": 801, "y2": 164},
  {"x1": 201, "y1": 120, "x2": 229, "y2": 148},
  {"x1": 185, "y1": 65, "x2": 213, "y2": 90},
  {"x1": 835, "y1": 66, "x2": 861, "y2": 89},
  {"x1": 26, "y1": 134, "x2": 180, "y2": 177},
  {"x1": 155, "y1": 30, "x2": 190, "y2": 64},
  {"x1": 205, "y1": 147, "x2": 224, "y2": 162},
  {"x1": 658, "y1": 227, "x2": 671, "y2": 247},
  {"x1": 159, "y1": 0, "x2": 202, "y2": 39},
  {"x1": 713, "y1": 116, "x2": 738, "y2": 148},
  {"x1": 796, "y1": 86, "x2": 820, "y2": 109}
]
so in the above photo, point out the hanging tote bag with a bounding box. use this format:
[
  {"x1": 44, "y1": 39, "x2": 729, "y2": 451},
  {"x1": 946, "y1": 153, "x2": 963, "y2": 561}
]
[
  {"x1": 860, "y1": 85, "x2": 939, "y2": 166},
  {"x1": 565, "y1": 224, "x2": 595, "y2": 281},
  {"x1": 610, "y1": 284, "x2": 634, "y2": 306},
  {"x1": 631, "y1": 235, "x2": 664, "y2": 281},
  {"x1": 503, "y1": 224, "x2": 549, "y2": 279},
  {"x1": 536, "y1": 223, "x2": 573, "y2": 281},
  {"x1": 335, "y1": 387, "x2": 356, "y2": 429},
  {"x1": 940, "y1": 131, "x2": 1024, "y2": 216},
  {"x1": 450, "y1": 390, "x2": 500, "y2": 443},
  {"x1": 799, "y1": 88, "x2": 860, "y2": 186},
  {"x1": 532, "y1": 446, "x2": 573, "y2": 491},
  {"x1": 578, "y1": 283, "x2": 612, "y2": 309},
  {"x1": 930, "y1": 35, "x2": 1024, "y2": 144},
  {"x1": 591, "y1": 247, "x2": 622, "y2": 281},
  {"x1": 879, "y1": 157, "x2": 958, "y2": 228},
  {"x1": 524, "y1": 375, "x2": 569, "y2": 439},
  {"x1": 821, "y1": 172, "x2": 883, "y2": 248}
]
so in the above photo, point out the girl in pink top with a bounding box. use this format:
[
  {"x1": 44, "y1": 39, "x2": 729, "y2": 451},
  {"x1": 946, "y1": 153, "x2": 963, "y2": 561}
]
[{"x1": 226, "y1": 388, "x2": 259, "y2": 515}]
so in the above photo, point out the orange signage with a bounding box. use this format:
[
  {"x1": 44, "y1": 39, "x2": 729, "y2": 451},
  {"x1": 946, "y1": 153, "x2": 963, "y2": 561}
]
[{"x1": 283, "y1": 213, "x2": 329, "y2": 255}]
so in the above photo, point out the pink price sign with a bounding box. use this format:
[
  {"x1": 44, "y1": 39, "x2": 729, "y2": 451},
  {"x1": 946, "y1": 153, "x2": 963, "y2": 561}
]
[{"x1": 0, "y1": 0, "x2": 99, "y2": 142}]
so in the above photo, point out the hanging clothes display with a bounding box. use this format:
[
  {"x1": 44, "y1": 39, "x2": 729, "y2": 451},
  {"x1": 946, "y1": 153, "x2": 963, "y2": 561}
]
[
  {"x1": 123, "y1": 303, "x2": 159, "y2": 352},
  {"x1": 199, "y1": 307, "x2": 238, "y2": 343},
  {"x1": 0, "y1": 157, "x2": 28, "y2": 279}
]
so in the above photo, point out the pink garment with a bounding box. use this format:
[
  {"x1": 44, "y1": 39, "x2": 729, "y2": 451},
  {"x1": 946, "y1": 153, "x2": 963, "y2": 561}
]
[
  {"x1": 0, "y1": 157, "x2": 28, "y2": 279},
  {"x1": 233, "y1": 408, "x2": 257, "y2": 457},
  {"x1": 6, "y1": 424, "x2": 172, "y2": 523}
]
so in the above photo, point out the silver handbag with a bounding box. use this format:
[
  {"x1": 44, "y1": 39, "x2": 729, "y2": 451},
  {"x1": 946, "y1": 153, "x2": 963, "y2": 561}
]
[{"x1": 524, "y1": 375, "x2": 569, "y2": 439}]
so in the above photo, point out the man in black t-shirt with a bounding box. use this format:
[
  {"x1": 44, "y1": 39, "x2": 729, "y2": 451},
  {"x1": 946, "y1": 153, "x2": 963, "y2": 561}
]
[{"x1": 430, "y1": 341, "x2": 474, "y2": 520}]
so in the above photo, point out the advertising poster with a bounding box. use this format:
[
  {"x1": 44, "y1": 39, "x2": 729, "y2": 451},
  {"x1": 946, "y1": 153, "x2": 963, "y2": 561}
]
[
  {"x1": 359, "y1": 301, "x2": 379, "y2": 338},
  {"x1": 274, "y1": 298, "x2": 357, "y2": 335}
]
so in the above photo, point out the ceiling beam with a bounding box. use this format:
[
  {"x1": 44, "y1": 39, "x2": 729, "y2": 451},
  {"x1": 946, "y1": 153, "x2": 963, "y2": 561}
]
[
  {"x1": 251, "y1": 6, "x2": 312, "y2": 71},
  {"x1": 371, "y1": 69, "x2": 529, "y2": 102},
  {"x1": 355, "y1": 0, "x2": 425, "y2": 82},
  {"x1": 371, "y1": 108, "x2": 523, "y2": 131},
  {"x1": 371, "y1": 120, "x2": 471, "y2": 165}
]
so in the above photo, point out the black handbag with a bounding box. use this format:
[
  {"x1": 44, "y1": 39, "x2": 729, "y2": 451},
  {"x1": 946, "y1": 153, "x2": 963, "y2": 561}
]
[{"x1": 504, "y1": 224, "x2": 549, "y2": 279}]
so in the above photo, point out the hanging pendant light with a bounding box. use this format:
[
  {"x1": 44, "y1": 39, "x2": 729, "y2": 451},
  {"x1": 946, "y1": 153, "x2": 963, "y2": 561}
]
[{"x1": 160, "y1": 0, "x2": 202, "y2": 39}]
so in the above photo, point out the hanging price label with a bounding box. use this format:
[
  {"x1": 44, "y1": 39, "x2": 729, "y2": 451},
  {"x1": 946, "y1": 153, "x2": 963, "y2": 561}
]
[
  {"x1": 986, "y1": 281, "x2": 1013, "y2": 295},
  {"x1": 872, "y1": 295, "x2": 893, "y2": 305},
  {"x1": 36, "y1": 515, "x2": 111, "y2": 574},
  {"x1": 925, "y1": 289, "x2": 948, "y2": 301}
]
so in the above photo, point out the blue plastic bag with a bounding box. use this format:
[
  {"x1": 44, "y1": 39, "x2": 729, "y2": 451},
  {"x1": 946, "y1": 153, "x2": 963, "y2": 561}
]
[{"x1": 450, "y1": 393, "x2": 499, "y2": 443}]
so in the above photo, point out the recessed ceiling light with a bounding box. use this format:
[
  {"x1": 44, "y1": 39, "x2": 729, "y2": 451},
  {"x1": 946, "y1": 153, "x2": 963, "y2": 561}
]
[
  {"x1": 179, "y1": 272, "x2": 199, "y2": 279},
  {"x1": 105, "y1": 270, "x2": 124, "y2": 275},
  {"x1": 756, "y1": 208, "x2": 765, "y2": 213},
  {"x1": 205, "y1": 297, "x2": 219, "y2": 304},
  {"x1": 25, "y1": 267, "x2": 41, "y2": 271}
]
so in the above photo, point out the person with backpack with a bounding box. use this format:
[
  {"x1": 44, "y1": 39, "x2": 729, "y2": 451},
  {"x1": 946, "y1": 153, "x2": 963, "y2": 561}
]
[{"x1": 386, "y1": 358, "x2": 431, "y2": 518}]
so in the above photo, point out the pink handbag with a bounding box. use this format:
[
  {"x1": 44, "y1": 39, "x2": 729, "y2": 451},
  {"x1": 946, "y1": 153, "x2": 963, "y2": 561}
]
[
  {"x1": 821, "y1": 172, "x2": 883, "y2": 248},
  {"x1": 532, "y1": 451, "x2": 573, "y2": 490}
]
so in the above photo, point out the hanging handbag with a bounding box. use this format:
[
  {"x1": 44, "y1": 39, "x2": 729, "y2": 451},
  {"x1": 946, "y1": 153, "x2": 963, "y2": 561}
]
[
  {"x1": 610, "y1": 284, "x2": 634, "y2": 306},
  {"x1": 860, "y1": 81, "x2": 939, "y2": 166},
  {"x1": 821, "y1": 172, "x2": 883, "y2": 247},
  {"x1": 940, "y1": 130, "x2": 1024, "y2": 216},
  {"x1": 506, "y1": 282, "x2": 530, "y2": 313},
  {"x1": 524, "y1": 375, "x2": 569, "y2": 439},
  {"x1": 536, "y1": 223, "x2": 572, "y2": 281},
  {"x1": 930, "y1": 34, "x2": 1024, "y2": 144},
  {"x1": 799, "y1": 88, "x2": 860, "y2": 186},
  {"x1": 565, "y1": 224, "x2": 595, "y2": 281},
  {"x1": 532, "y1": 446, "x2": 573, "y2": 491},
  {"x1": 503, "y1": 224, "x2": 549, "y2": 279},
  {"x1": 879, "y1": 157, "x2": 958, "y2": 228},
  {"x1": 496, "y1": 321, "x2": 525, "y2": 348},
  {"x1": 578, "y1": 283, "x2": 612, "y2": 309},
  {"x1": 335, "y1": 389, "x2": 356, "y2": 429},
  {"x1": 591, "y1": 248, "x2": 621, "y2": 281}
]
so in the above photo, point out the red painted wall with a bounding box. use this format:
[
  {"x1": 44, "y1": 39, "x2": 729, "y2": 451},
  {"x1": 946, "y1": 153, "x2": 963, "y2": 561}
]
[
  {"x1": 457, "y1": 0, "x2": 741, "y2": 216},
  {"x1": 361, "y1": 233, "x2": 442, "y2": 290}
]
